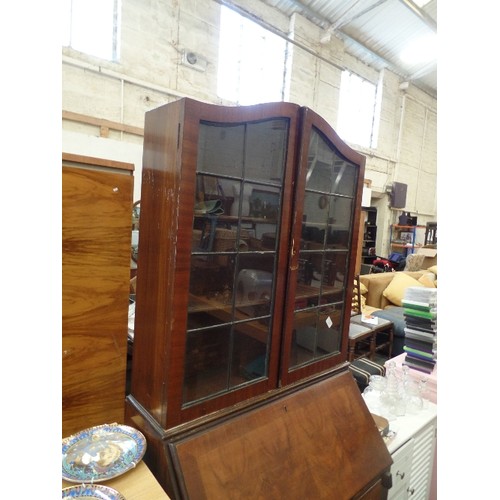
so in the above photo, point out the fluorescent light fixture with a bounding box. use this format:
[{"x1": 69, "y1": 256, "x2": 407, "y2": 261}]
[{"x1": 399, "y1": 33, "x2": 436, "y2": 65}]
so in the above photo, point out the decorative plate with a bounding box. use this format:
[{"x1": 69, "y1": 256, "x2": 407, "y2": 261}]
[
  {"x1": 62, "y1": 483, "x2": 126, "y2": 499},
  {"x1": 62, "y1": 423, "x2": 147, "y2": 483}
]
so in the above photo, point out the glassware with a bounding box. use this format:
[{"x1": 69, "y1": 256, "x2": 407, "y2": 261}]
[
  {"x1": 363, "y1": 373, "x2": 393, "y2": 418},
  {"x1": 418, "y1": 377, "x2": 429, "y2": 410},
  {"x1": 381, "y1": 361, "x2": 405, "y2": 417}
]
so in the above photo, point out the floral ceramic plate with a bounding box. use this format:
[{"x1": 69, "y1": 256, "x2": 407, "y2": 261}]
[
  {"x1": 62, "y1": 483, "x2": 126, "y2": 499},
  {"x1": 62, "y1": 423, "x2": 146, "y2": 483}
]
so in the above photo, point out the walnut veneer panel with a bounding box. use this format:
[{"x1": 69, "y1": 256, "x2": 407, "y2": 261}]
[
  {"x1": 62, "y1": 154, "x2": 134, "y2": 437},
  {"x1": 168, "y1": 371, "x2": 392, "y2": 499}
]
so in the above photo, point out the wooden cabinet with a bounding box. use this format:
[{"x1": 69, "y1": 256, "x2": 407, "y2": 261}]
[
  {"x1": 62, "y1": 153, "x2": 134, "y2": 437},
  {"x1": 126, "y1": 98, "x2": 392, "y2": 498},
  {"x1": 164, "y1": 372, "x2": 392, "y2": 500}
]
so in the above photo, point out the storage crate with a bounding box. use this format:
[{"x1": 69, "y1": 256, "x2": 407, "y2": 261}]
[
  {"x1": 214, "y1": 228, "x2": 250, "y2": 265},
  {"x1": 192, "y1": 229, "x2": 203, "y2": 250}
]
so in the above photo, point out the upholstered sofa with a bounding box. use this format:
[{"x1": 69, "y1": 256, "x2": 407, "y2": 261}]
[{"x1": 358, "y1": 267, "x2": 437, "y2": 356}]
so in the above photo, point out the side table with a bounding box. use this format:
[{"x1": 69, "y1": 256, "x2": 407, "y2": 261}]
[
  {"x1": 62, "y1": 461, "x2": 170, "y2": 499},
  {"x1": 349, "y1": 314, "x2": 394, "y2": 362}
]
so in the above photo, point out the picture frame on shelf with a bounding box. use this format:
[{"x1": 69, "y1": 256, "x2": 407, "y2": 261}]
[{"x1": 399, "y1": 231, "x2": 413, "y2": 243}]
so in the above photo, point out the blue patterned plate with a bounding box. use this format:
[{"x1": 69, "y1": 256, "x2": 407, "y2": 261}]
[
  {"x1": 62, "y1": 483, "x2": 126, "y2": 499},
  {"x1": 62, "y1": 423, "x2": 147, "y2": 483}
]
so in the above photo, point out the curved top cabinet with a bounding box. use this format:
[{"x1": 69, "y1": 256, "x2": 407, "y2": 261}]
[{"x1": 129, "y1": 98, "x2": 365, "y2": 429}]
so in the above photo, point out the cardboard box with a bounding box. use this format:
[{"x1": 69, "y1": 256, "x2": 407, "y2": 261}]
[{"x1": 416, "y1": 247, "x2": 437, "y2": 269}]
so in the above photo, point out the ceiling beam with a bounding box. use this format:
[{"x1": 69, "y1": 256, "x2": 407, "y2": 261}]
[
  {"x1": 398, "y1": 0, "x2": 437, "y2": 32},
  {"x1": 329, "y1": 0, "x2": 390, "y2": 31}
]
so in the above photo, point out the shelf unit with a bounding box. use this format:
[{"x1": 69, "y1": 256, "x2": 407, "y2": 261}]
[
  {"x1": 389, "y1": 224, "x2": 424, "y2": 257},
  {"x1": 362, "y1": 207, "x2": 377, "y2": 265}
]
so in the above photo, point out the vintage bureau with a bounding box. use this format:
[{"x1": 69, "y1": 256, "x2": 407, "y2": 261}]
[{"x1": 125, "y1": 98, "x2": 392, "y2": 498}]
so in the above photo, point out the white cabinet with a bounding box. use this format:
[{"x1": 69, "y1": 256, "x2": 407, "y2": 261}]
[
  {"x1": 406, "y1": 419, "x2": 437, "y2": 499},
  {"x1": 389, "y1": 439, "x2": 414, "y2": 498},
  {"x1": 364, "y1": 401, "x2": 437, "y2": 500},
  {"x1": 384, "y1": 404, "x2": 437, "y2": 500}
]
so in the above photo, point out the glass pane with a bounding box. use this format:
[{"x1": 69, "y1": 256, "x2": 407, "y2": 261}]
[
  {"x1": 248, "y1": 187, "x2": 280, "y2": 223},
  {"x1": 305, "y1": 128, "x2": 357, "y2": 197},
  {"x1": 230, "y1": 320, "x2": 270, "y2": 385},
  {"x1": 183, "y1": 319, "x2": 271, "y2": 406},
  {"x1": 294, "y1": 251, "x2": 346, "y2": 309},
  {"x1": 302, "y1": 192, "x2": 329, "y2": 238},
  {"x1": 320, "y1": 252, "x2": 348, "y2": 304},
  {"x1": 183, "y1": 325, "x2": 231, "y2": 404},
  {"x1": 289, "y1": 309, "x2": 317, "y2": 367},
  {"x1": 227, "y1": 181, "x2": 254, "y2": 218},
  {"x1": 305, "y1": 131, "x2": 333, "y2": 192},
  {"x1": 332, "y1": 161, "x2": 357, "y2": 196},
  {"x1": 317, "y1": 304, "x2": 342, "y2": 354},
  {"x1": 235, "y1": 254, "x2": 276, "y2": 320},
  {"x1": 326, "y1": 196, "x2": 353, "y2": 250},
  {"x1": 245, "y1": 119, "x2": 288, "y2": 184},
  {"x1": 197, "y1": 118, "x2": 289, "y2": 185},
  {"x1": 197, "y1": 123, "x2": 245, "y2": 177},
  {"x1": 289, "y1": 304, "x2": 343, "y2": 370},
  {"x1": 294, "y1": 250, "x2": 321, "y2": 310}
]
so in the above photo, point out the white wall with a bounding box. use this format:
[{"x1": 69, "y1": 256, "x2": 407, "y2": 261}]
[
  {"x1": 62, "y1": 130, "x2": 144, "y2": 202},
  {"x1": 62, "y1": 0, "x2": 437, "y2": 256}
]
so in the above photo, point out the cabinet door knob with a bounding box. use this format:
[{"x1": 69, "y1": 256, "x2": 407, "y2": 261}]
[
  {"x1": 396, "y1": 471, "x2": 405, "y2": 479},
  {"x1": 407, "y1": 487, "x2": 415, "y2": 495}
]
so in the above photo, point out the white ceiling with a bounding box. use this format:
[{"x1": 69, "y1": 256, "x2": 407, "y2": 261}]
[{"x1": 262, "y1": 0, "x2": 437, "y2": 97}]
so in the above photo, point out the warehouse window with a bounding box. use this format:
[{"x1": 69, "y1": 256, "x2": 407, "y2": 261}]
[
  {"x1": 337, "y1": 71, "x2": 381, "y2": 149},
  {"x1": 217, "y1": 6, "x2": 289, "y2": 105},
  {"x1": 63, "y1": 0, "x2": 121, "y2": 61}
]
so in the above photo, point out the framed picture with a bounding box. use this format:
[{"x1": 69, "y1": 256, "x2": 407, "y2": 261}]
[
  {"x1": 399, "y1": 231, "x2": 413, "y2": 243},
  {"x1": 249, "y1": 188, "x2": 280, "y2": 219},
  {"x1": 203, "y1": 176, "x2": 220, "y2": 196}
]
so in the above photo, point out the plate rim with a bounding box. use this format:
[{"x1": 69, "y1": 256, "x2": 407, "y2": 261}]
[
  {"x1": 62, "y1": 482, "x2": 126, "y2": 500},
  {"x1": 62, "y1": 423, "x2": 146, "y2": 483}
]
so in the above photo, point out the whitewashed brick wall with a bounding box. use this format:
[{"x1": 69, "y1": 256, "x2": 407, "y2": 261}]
[{"x1": 62, "y1": 0, "x2": 437, "y2": 254}]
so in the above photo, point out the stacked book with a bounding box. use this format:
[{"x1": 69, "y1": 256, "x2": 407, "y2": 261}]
[{"x1": 401, "y1": 286, "x2": 437, "y2": 374}]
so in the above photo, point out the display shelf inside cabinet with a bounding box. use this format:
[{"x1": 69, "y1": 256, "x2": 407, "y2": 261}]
[{"x1": 125, "y1": 98, "x2": 392, "y2": 498}]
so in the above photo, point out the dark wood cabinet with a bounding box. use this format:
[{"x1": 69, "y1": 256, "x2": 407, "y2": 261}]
[
  {"x1": 126, "y1": 98, "x2": 391, "y2": 498},
  {"x1": 62, "y1": 153, "x2": 134, "y2": 437}
]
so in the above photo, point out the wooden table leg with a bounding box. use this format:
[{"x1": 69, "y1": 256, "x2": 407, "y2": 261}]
[
  {"x1": 348, "y1": 341, "x2": 355, "y2": 362},
  {"x1": 369, "y1": 331, "x2": 376, "y2": 359},
  {"x1": 387, "y1": 326, "x2": 394, "y2": 359}
]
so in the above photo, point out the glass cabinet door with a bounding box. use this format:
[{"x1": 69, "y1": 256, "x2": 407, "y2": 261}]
[
  {"x1": 283, "y1": 123, "x2": 361, "y2": 382},
  {"x1": 183, "y1": 118, "x2": 290, "y2": 407},
  {"x1": 131, "y1": 98, "x2": 363, "y2": 429}
]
